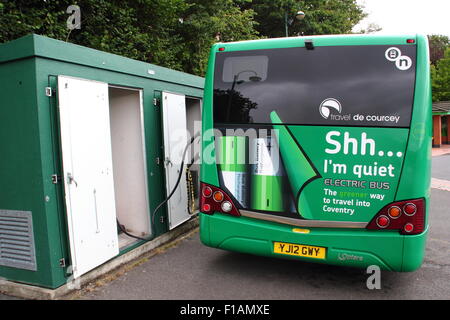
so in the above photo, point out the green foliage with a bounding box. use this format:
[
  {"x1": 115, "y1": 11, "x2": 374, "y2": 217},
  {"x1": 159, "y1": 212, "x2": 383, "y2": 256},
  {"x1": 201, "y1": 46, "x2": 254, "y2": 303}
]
[
  {"x1": 428, "y1": 34, "x2": 449, "y2": 66},
  {"x1": 431, "y1": 48, "x2": 450, "y2": 102},
  {"x1": 0, "y1": 0, "x2": 366, "y2": 76},
  {"x1": 0, "y1": 0, "x2": 68, "y2": 41},
  {"x1": 176, "y1": 0, "x2": 259, "y2": 75},
  {"x1": 243, "y1": 0, "x2": 366, "y2": 38}
]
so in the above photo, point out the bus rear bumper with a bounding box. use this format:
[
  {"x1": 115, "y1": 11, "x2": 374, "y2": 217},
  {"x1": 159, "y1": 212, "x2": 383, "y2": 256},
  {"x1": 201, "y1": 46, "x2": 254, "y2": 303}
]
[{"x1": 199, "y1": 213, "x2": 428, "y2": 272}]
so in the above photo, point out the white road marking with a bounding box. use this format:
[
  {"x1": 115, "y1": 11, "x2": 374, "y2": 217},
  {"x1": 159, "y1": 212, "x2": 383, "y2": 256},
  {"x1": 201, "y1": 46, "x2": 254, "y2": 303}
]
[{"x1": 431, "y1": 178, "x2": 450, "y2": 192}]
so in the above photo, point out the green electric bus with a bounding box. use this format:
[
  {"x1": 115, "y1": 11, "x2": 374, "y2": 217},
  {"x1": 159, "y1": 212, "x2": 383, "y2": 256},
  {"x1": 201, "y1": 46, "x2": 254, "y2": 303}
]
[{"x1": 199, "y1": 34, "x2": 431, "y2": 272}]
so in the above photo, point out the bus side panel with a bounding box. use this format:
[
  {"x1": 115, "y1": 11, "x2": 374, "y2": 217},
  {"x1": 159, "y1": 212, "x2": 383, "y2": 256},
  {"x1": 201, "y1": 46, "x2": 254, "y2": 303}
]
[
  {"x1": 396, "y1": 34, "x2": 432, "y2": 202},
  {"x1": 395, "y1": 35, "x2": 431, "y2": 271},
  {"x1": 201, "y1": 44, "x2": 220, "y2": 187},
  {"x1": 401, "y1": 226, "x2": 429, "y2": 272},
  {"x1": 199, "y1": 212, "x2": 211, "y2": 246}
]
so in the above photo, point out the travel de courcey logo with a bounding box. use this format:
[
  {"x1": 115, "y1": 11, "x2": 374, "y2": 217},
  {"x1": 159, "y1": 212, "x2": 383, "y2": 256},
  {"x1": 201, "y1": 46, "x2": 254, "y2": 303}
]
[{"x1": 319, "y1": 98, "x2": 342, "y2": 119}]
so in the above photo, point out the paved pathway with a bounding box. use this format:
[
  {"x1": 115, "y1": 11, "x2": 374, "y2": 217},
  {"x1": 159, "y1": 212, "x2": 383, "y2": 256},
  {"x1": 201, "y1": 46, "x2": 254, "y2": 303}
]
[
  {"x1": 431, "y1": 178, "x2": 450, "y2": 192},
  {"x1": 432, "y1": 144, "x2": 450, "y2": 157}
]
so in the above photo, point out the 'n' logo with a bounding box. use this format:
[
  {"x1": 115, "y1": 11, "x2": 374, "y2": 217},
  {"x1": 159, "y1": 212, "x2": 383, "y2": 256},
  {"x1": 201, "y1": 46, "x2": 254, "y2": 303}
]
[{"x1": 385, "y1": 47, "x2": 412, "y2": 71}]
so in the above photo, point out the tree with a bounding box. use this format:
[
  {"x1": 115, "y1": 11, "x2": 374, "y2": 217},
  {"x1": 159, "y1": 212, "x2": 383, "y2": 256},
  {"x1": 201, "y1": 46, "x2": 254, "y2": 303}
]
[
  {"x1": 176, "y1": 0, "x2": 259, "y2": 75},
  {"x1": 431, "y1": 47, "x2": 450, "y2": 102},
  {"x1": 428, "y1": 34, "x2": 449, "y2": 66},
  {"x1": 0, "y1": 0, "x2": 258, "y2": 76},
  {"x1": 0, "y1": 0, "x2": 68, "y2": 42},
  {"x1": 0, "y1": 0, "x2": 190, "y2": 70},
  {"x1": 241, "y1": 0, "x2": 366, "y2": 38}
]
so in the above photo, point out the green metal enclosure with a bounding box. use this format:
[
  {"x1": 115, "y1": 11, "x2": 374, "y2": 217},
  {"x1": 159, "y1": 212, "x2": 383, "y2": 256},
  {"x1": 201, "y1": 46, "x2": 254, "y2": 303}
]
[{"x1": 0, "y1": 34, "x2": 204, "y2": 289}]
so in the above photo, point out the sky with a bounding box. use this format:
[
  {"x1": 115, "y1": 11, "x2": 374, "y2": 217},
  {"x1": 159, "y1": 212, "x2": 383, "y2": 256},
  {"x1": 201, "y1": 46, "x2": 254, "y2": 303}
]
[{"x1": 353, "y1": 0, "x2": 450, "y2": 36}]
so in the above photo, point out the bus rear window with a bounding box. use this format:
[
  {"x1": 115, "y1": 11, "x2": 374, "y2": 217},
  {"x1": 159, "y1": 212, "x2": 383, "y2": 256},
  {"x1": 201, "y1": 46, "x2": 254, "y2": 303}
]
[
  {"x1": 213, "y1": 45, "x2": 416, "y2": 127},
  {"x1": 222, "y1": 55, "x2": 269, "y2": 82}
]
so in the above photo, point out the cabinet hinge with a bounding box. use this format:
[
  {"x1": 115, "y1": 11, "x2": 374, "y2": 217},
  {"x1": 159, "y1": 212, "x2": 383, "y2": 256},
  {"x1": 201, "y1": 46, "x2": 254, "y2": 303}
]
[
  {"x1": 51, "y1": 174, "x2": 61, "y2": 184},
  {"x1": 45, "y1": 87, "x2": 55, "y2": 97},
  {"x1": 59, "y1": 258, "x2": 66, "y2": 268}
]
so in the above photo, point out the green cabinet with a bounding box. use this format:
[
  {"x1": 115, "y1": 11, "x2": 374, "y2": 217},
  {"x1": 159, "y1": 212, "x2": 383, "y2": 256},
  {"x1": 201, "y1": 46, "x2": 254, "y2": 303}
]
[{"x1": 0, "y1": 34, "x2": 203, "y2": 288}]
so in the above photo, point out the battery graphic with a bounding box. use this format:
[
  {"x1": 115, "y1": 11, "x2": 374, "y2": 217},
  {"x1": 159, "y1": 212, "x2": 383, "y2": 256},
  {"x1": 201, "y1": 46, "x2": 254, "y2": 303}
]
[
  {"x1": 270, "y1": 111, "x2": 319, "y2": 219},
  {"x1": 217, "y1": 136, "x2": 249, "y2": 207},
  {"x1": 250, "y1": 136, "x2": 284, "y2": 212}
]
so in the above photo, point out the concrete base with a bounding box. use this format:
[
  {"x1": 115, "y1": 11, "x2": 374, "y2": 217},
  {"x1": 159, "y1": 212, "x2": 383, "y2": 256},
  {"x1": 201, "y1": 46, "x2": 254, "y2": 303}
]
[{"x1": 0, "y1": 216, "x2": 199, "y2": 300}]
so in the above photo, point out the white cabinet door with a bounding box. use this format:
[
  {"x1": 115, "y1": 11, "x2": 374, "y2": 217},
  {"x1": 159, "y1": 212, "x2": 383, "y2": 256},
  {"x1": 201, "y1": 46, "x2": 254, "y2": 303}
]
[
  {"x1": 161, "y1": 92, "x2": 190, "y2": 230},
  {"x1": 58, "y1": 76, "x2": 119, "y2": 279}
]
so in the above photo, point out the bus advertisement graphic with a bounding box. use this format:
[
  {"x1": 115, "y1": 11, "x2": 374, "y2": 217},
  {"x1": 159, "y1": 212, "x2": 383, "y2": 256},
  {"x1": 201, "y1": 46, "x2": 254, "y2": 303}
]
[{"x1": 215, "y1": 119, "x2": 407, "y2": 222}]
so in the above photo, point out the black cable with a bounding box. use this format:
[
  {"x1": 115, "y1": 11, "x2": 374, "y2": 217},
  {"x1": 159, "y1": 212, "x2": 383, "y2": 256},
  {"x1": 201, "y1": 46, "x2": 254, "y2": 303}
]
[
  {"x1": 117, "y1": 218, "x2": 147, "y2": 241},
  {"x1": 151, "y1": 133, "x2": 199, "y2": 227},
  {"x1": 117, "y1": 133, "x2": 200, "y2": 242}
]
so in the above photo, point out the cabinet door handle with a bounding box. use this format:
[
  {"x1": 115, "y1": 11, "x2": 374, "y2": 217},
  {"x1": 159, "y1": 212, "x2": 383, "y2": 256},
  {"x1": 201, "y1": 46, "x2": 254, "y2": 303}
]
[{"x1": 67, "y1": 172, "x2": 78, "y2": 187}]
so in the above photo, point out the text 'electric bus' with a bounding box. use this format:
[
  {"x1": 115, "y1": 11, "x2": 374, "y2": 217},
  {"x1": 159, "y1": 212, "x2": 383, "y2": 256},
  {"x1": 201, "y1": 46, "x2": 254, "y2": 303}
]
[{"x1": 199, "y1": 34, "x2": 431, "y2": 272}]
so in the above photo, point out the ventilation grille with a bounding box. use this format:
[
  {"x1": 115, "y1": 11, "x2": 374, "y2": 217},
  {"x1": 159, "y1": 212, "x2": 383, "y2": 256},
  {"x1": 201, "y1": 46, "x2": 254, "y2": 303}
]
[{"x1": 0, "y1": 210, "x2": 36, "y2": 271}]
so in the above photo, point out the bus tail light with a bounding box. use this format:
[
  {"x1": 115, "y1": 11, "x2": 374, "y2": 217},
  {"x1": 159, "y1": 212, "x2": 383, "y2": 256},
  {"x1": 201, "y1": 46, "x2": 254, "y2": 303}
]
[
  {"x1": 366, "y1": 198, "x2": 425, "y2": 235},
  {"x1": 403, "y1": 203, "x2": 417, "y2": 216},
  {"x1": 200, "y1": 182, "x2": 240, "y2": 216},
  {"x1": 404, "y1": 223, "x2": 414, "y2": 233},
  {"x1": 213, "y1": 191, "x2": 224, "y2": 202},
  {"x1": 376, "y1": 215, "x2": 390, "y2": 228},
  {"x1": 202, "y1": 186, "x2": 213, "y2": 198}
]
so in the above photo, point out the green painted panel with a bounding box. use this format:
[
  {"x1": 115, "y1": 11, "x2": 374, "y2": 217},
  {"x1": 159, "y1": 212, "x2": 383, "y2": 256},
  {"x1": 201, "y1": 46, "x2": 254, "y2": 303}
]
[
  {"x1": 1, "y1": 34, "x2": 204, "y2": 89},
  {"x1": 395, "y1": 34, "x2": 432, "y2": 201},
  {"x1": 0, "y1": 58, "x2": 58, "y2": 288},
  {"x1": 401, "y1": 225, "x2": 428, "y2": 271},
  {"x1": 200, "y1": 44, "x2": 220, "y2": 186},
  {"x1": 0, "y1": 34, "x2": 36, "y2": 63}
]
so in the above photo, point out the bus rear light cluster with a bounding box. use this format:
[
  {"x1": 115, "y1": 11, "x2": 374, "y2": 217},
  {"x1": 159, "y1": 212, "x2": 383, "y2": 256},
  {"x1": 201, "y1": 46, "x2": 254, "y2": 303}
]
[
  {"x1": 200, "y1": 182, "x2": 240, "y2": 216},
  {"x1": 366, "y1": 199, "x2": 425, "y2": 235}
]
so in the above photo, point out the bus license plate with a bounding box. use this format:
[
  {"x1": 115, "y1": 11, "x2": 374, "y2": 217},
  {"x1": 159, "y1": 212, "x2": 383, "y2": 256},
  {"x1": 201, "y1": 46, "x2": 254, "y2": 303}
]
[{"x1": 273, "y1": 242, "x2": 326, "y2": 259}]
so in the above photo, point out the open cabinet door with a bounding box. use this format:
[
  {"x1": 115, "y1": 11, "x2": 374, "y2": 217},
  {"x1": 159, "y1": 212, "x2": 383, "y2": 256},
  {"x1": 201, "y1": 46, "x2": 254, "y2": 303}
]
[
  {"x1": 161, "y1": 92, "x2": 190, "y2": 230},
  {"x1": 58, "y1": 76, "x2": 119, "y2": 279}
]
